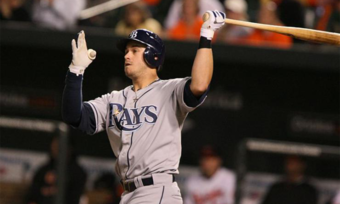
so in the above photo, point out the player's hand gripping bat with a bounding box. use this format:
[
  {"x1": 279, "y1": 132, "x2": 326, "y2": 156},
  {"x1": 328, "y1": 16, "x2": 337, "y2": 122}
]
[{"x1": 203, "y1": 13, "x2": 340, "y2": 46}]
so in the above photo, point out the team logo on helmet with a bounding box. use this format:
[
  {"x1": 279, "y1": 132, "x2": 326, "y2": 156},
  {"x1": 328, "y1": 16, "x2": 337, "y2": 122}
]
[
  {"x1": 129, "y1": 30, "x2": 138, "y2": 39},
  {"x1": 117, "y1": 29, "x2": 165, "y2": 69}
]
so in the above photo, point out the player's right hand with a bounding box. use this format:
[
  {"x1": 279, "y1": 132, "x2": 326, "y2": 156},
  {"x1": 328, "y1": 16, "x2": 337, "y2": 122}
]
[
  {"x1": 201, "y1": 10, "x2": 226, "y2": 40},
  {"x1": 69, "y1": 30, "x2": 96, "y2": 76}
]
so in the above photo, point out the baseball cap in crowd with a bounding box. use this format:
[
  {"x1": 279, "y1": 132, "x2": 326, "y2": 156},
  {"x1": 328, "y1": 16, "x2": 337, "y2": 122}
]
[
  {"x1": 200, "y1": 145, "x2": 222, "y2": 158},
  {"x1": 224, "y1": 0, "x2": 247, "y2": 13}
]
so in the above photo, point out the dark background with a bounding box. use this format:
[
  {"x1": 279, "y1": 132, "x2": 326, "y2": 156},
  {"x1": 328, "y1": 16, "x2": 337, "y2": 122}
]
[{"x1": 1, "y1": 23, "x2": 339, "y2": 179}]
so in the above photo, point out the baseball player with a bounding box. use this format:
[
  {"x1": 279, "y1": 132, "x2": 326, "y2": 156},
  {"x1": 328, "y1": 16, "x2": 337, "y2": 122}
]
[
  {"x1": 62, "y1": 10, "x2": 226, "y2": 204},
  {"x1": 184, "y1": 145, "x2": 235, "y2": 204}
]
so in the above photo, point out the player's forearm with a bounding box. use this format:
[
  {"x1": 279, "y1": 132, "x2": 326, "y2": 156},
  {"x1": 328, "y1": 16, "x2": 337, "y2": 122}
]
[
  {"x1": 62, "y1": 71, "x2": 96, "y2": 134},
  {"x1": 63, "y1": 30, "x2": 93, "y2": 125},
  {"x1": 190, "y1": 38, "x2": 213, "y2": 97},
  {"x1": 62, "y1": 71, "x2": 83, "y2": 126},
  {"x1": 190, "y1": 10, "x2": 225, "y2": 97}
]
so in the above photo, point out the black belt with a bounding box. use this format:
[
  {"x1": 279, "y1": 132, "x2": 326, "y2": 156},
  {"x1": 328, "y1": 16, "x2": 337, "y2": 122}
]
[{"x1": 121, "y1": 174, "x2": 175, "y2": 192}]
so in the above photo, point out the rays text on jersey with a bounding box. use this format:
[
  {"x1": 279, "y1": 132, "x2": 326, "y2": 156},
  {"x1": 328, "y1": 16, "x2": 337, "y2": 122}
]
[{"x1": 109, "y1": 103, "x2": 158, "y2": 131}]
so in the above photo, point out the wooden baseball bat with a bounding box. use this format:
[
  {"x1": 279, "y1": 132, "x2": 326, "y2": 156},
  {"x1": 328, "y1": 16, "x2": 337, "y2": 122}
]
[
  {"x1": 203, "y1": 13, "x2": 340, "y2": 46},
  {"x1": 79, "y1": 0, "x2": 139, "y2": 20}
]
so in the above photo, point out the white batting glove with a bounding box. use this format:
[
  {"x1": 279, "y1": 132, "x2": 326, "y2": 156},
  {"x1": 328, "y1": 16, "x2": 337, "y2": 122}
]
[
  {"x1": 201, "y1": 10, "x2": 226, "y2": 40},
  {"x1": 69, "y1": 30, "x2": 96, "y2": 76}
]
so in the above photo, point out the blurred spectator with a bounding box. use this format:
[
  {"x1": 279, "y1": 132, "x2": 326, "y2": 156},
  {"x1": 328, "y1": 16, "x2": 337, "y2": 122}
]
[
  {"x1": 32, "y1": 0, "x2": 85, "y2": 30},
  {"x1": 0, "y1": 0, "x2": 31, "y2": 22},
  {"x1": 164, "y1": 0, "x2": 224, "y2": 30},
  {"x1": 315, "y1": 0, "x2": 340, "y2": 32},
  {"x1": 332, "y1": 190, "x2": 340, "y2": 204},
  {"x1": 277, "y1": 0, "x2": 305, "y2": 28},
  {"x1": 326, "y1": 189, "x2": 340, "y2": 204},
  {"x1": 142, "y1": 0, "x2": 160, "y2": 15},
  {"x1": 327, "y1": 0, "x2": 340, "y2": 33},
  {"x1": 166, "y1": 0, "x2": 203, "y2": 41},
  {"x1": 142, "y1": 0, "x2": 160, "y2": 7},
  {"x1": 216, "y1": 0, "x2": 253, "y2": 43},
  {"x1": 277, "y1": 0, "x2": 305, "y2": 43},
  {"x1": 261, "y1": 155, "x2": 318, "y2": 204},
  {"x1": 114, "y1": 1, "x2": 162, "y2": 37},
  {"x1": 26, "y1": 135, "x2": 87, "y2": 204},
  {"x1": 184, "y1": 145, "x2": 236, "y2": 204},
  {"x1": 92, "y1": 173, "x2": 122, "y2": 204},
  {"x1": 143, "y1": 0, "x2": 160, "y2": 6},
  {"x1": 243, "y1": 1, "x2": 292, "y2": 49}
]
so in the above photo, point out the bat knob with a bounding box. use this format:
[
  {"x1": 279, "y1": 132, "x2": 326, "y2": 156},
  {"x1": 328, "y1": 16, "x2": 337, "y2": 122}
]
[
  {"x1": 88, "y1": 49, "x2": 97, "y2": 60},
  {"x1": 203, "y1": 12, "x2": 210, "y2": 22}
]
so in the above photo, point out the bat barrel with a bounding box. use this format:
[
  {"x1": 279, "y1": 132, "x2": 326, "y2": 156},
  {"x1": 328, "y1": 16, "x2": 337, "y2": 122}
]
[{"x1": 224, "y1": 18, "x2": 340, "y2": 46}]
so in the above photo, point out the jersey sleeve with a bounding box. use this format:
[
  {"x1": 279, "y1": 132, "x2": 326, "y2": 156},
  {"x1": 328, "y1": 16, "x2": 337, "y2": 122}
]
[
  {"x1": 86, "y1": 93, "x2": 111, "y2": 134},
  {"x1": 174, "y1": 77, "x2": 207, "y2": 113}
]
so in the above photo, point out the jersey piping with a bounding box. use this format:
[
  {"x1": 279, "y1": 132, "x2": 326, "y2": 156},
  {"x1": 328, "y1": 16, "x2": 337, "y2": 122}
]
[{"x1": 125, "y1": 87, "x2": 155, "y2": 179}]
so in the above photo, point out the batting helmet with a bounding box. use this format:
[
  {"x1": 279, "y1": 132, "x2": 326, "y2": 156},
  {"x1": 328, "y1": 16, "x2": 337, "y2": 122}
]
[{"x1": 117, "y1": 29, "x2": 165, "y2": 70}]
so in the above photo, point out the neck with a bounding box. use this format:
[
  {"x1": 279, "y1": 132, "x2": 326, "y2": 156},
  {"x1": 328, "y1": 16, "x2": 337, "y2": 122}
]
[
  {"x1": 287, "y1": 173, "x2": 304, "y2": 183},
  {"x1": 132, "y1": 72, "x2": 158, "y2": 91},
  {"x1": 202, "y1": 169, "x2": 218, "y2": 179}
]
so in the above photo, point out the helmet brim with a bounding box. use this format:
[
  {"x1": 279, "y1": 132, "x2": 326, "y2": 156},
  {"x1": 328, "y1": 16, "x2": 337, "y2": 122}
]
[{"x1": 116, "y1": 38, "x2": 152, "y2": 53}]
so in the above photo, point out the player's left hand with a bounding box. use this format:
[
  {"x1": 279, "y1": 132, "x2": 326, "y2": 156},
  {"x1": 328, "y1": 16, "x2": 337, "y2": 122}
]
[
  {"x1": 200, "y1": 10, "x2": 226, "y2": 40},
  {"x1": 69, "y1": 30, "x2": 96, "y2": 76}
]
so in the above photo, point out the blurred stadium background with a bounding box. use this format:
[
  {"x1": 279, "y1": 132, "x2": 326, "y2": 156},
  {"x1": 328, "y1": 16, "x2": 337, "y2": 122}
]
[{"x1": 0, "y1": 0, "x2": 339, "y2": 204}]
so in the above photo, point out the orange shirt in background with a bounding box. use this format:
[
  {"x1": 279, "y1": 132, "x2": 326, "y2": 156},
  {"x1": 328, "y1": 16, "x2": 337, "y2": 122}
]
[
  {"x1": 167, "y1": 16, "x2": 203, "y2": 41},
  {"x1": 241, "y1": 29, "x2": 292, "y2": 49},
  {"x1": 142, "y1": 0, "x2": 160, "y2": 6}
]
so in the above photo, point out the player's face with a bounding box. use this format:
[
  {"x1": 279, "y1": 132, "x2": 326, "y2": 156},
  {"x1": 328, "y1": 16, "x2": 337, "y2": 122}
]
[
  {"x1": 200, "y1": 156, "x2": 221, "y2": 178},
  {"x1": 285, "y1": 157, "x2": 305, "y2": 175},
  {"x1": 124, "y1": 41, "x2": 149, "y2": 79}
]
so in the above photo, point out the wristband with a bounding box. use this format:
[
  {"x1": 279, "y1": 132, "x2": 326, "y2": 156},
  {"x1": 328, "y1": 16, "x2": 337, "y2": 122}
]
[
  {"x1": 69, "y1": 65, "x2": 85, "y2": 76},
  {"x1": 199, "y1": 37, "x2": 212, "y2": 49}
]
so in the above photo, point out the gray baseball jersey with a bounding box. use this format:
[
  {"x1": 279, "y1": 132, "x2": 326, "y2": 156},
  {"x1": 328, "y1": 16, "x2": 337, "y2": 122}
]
[{"x1": 86, "y1": 77, "x2": 205, "y2": 180}]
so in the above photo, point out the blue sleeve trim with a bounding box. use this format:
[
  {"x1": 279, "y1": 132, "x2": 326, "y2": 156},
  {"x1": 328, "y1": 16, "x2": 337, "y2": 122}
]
[
  {"x1": 87, "y1": 102, "x2": 100, "y2": 133},
  {"x1": 183, "y1": 79, "x2": 209, "y2": 107}
]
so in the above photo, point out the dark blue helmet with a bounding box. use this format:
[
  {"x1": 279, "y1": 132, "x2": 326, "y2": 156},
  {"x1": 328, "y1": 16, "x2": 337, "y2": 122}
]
[{"x1": 117, "y1": 29, "x2": 165, "y2": 70}]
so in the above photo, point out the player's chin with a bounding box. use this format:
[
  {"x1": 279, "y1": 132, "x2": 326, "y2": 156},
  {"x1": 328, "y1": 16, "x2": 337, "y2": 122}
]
[
  {"x1": 124, "y1": 66, "x2": 130, "y2": 73},
  {"x1": 124, "y1": 67, "x2": 134, "y2": 79}
]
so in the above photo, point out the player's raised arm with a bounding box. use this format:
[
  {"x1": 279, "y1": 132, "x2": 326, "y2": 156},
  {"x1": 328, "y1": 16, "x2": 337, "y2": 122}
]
[
  {"x1": 190, "y1": 10, "x2": 226, "y2": 97},
  {"x1": 62, "y1": 31, "x2": 96, "y2": 131}
]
